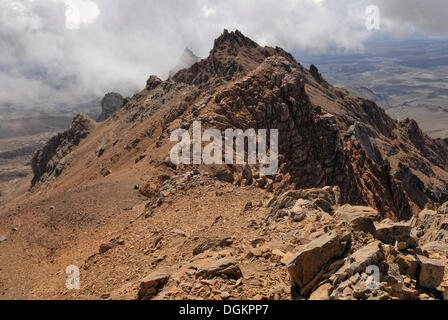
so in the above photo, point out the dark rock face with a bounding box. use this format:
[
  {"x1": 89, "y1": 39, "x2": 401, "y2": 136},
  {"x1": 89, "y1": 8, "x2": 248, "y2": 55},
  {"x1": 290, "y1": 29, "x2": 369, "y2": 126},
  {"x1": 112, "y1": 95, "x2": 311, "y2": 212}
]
[
  {"x1": 309, "y1": 64, "x2": 324, "y2": 84},
  {"x1": 97, "y1": 92, "x2": 124, "y2": 122},
  {"x1": 146, "y1": 75, "x2": 163, "y2": 91},
  {"x1": 31, "y1": 113, "x2": 93, "y2": 188},
  {"x1": 393, "y1": 163, "x2": 428, "y2": 209},
  {"x1": 345, "y1": 122, "x2": 383, "y2": 165}
]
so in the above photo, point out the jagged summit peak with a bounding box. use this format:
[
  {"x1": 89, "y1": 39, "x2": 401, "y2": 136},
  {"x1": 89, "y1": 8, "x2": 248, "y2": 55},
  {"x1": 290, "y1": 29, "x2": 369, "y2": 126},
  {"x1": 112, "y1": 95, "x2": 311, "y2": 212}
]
[
  {"x1": 212, "y1": 29, "x2": 259, "y2": 52},
  {"x1": 172, "y1": 29, "x2": 297, "y2": 85}
]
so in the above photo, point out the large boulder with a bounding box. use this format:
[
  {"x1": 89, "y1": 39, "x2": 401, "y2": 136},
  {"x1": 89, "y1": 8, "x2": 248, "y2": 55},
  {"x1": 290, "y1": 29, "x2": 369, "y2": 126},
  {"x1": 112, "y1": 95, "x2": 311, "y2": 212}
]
[
  {"x1": 138, "y1": 271, "x2": 170, "y2": 300},
  {"x1": 335, "y1": 205, "x2": 379, "y2": 234},
  {"x1": 396, "y1": 254, "x2": 419, "y2": 279},
  {"x1": 334, "y1": 240, "x2": 384, "y2": 283},
  {"x1": 287, "y1": 233, "x2": 349, "y2": 296},
  {"x1": 196, "y1": 257, "x2": 242, "y2": 279},
  {"x1": 417, "y1": 255, "x2": 445, "y2": 289},
  {"x1": 374, "y1": 221, "x2": 417, "y2": 248}
]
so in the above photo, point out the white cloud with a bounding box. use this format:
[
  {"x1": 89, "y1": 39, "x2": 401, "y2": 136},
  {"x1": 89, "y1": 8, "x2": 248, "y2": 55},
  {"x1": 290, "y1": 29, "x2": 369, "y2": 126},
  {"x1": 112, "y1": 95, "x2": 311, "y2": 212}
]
[
  {"x1": 53, "y1": 0, "x2": 100, "y2": 30},
  {"x1": 202, "y1": 6, "x2": 216, "y2": 17},
  {"x1": 0, "y1": 0, "x2": 446, "y2": 113},
  {"x1": 372, "y1": 0, "x2": 448, "y2": 36},
  {"x1": 64, "y1": 0, "x2": 100, "y2": 30}
]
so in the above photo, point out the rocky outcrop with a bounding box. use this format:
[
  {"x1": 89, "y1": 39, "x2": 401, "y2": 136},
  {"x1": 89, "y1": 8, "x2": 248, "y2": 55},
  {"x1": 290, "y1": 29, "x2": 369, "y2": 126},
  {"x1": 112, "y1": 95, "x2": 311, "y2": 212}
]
[
  {"x1": 196, "y1": 257, "x2": 242, "y2": 279},
  {"x1": 417, "y1": 255, "x2": 445, "y2": 289},
  {"x1": 97, "y1": 92, "x2": 124, "y2": 122},
  {"x1": 335, "y1": 205, "x2": 380, "y2": 234},
  {"x1": 392, "y1": 163, "x2": 428, "y2": 209},
  {"x1": 19, "y1": 30, "x2": 448, "y2": 301},
  {"x1": 345, "y1": 122, "x2": 383, "y2": 165},
  {"x1": 141, "y1": 29, "x2": 448, "y2": 219},
  {"x1": 309, "y1": 64, "x2": 326, "y2": 85},
  {"x1": 262, "y1": 189, "x2": 448, "y2": 300},
  {"x1": 138, "y1": 271, "x2": 171, "y2": 300},
  {"x1": 287, "y1": 233, "x2": 350, "y2": 296},
  {"x1": 210, "y1": 53, "x2": 412, "y2": 220},
  {"x1": 146, "y1": 75, "x2": 163, "y2": 91},
  {"x1": 374, "y1": 221, "x2": 417, "y2": 249},
  {"x1": 31, "y1": 113, "x2": 94, "y2": 187},
  {"x1": 413, "y1": 208, "x2": 448, "y2": 244}
]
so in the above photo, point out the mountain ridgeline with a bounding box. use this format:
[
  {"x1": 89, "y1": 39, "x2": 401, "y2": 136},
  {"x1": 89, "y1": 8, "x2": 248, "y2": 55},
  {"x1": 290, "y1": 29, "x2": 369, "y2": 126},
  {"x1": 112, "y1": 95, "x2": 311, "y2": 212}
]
[{"x1": 31, "y1": 29, "x2": 448, "y2": 220}]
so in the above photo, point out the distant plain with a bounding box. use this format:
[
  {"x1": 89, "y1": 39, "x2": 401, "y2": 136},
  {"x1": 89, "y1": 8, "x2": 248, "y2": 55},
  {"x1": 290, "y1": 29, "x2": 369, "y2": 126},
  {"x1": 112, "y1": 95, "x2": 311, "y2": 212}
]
[{"x1": 300, "y1": 40, "x2": 448, "y2": 139}]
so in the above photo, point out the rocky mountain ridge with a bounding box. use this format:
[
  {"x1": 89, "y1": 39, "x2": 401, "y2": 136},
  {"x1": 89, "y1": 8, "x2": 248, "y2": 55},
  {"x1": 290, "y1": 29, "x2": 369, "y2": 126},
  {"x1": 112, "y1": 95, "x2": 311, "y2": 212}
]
[{"x1": 1, "y1": 30, "x2": 448, "y2": 300}]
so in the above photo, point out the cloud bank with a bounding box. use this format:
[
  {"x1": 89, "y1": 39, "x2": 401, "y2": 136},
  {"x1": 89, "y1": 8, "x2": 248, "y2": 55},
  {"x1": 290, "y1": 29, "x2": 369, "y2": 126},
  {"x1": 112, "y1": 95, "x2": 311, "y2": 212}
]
[
  {"x1": 0, "y1": 0, "x2": 446, "y2": 113},
  {"x1": 373, "y1": 0, "x2": 448, "y2": 37}
]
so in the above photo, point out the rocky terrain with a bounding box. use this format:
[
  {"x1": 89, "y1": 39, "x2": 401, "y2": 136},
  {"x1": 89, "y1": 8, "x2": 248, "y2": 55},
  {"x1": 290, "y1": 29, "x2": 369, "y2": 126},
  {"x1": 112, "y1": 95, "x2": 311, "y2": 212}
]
[{"x1": 1, "y1": 30, "x2": 448, "y2": 300}]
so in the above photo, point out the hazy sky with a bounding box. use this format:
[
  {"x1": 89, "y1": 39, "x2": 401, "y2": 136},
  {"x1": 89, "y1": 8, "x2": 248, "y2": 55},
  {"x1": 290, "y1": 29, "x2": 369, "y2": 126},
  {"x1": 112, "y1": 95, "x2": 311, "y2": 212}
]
[{"x1": 0, "y1": 0, "x2": 447, "y2": 112}]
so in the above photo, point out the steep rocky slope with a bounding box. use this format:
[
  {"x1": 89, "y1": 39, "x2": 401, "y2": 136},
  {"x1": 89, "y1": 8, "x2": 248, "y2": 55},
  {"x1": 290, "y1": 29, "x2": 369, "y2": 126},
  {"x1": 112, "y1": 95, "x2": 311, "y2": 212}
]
[
  {"x1": 30, "y1": 113, "x2": 94, "y2": 188},
  {"x1": 1, "y1": 30, "x2": 448, "y2": 300}
]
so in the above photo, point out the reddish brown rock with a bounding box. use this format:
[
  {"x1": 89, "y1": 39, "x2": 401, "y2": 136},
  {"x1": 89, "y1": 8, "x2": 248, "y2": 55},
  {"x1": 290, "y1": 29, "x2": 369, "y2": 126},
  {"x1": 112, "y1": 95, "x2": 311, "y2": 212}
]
[
  {"x1": 138, "y1": 271, "x2": 171, "y2": 300},
  {"x1": 417, "y1": 255, "x2": 445, "y2": 289},
  {"x1": 287, "y1": 233, "x2": 349, "y2": 295},
  {"x1": 335, "y1": 205, "x2": 379, "y2": 234},
  {"x1": 196, "y1": 257, "x2": 242, "y2": 279}
]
